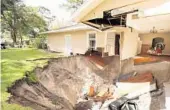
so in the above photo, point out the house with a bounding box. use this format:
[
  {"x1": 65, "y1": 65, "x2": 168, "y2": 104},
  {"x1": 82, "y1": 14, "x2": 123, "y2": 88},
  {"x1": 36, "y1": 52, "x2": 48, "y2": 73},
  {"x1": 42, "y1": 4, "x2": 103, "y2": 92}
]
[
  {"x1": 43, "y1": 0, "x2": 170, "y2": 60},
  {"x1": 73, "y1": 0, "x2": 170, "y2": 57},
  {"x1": 42, "y1": 23, "x2": 141, "y2": 60}
]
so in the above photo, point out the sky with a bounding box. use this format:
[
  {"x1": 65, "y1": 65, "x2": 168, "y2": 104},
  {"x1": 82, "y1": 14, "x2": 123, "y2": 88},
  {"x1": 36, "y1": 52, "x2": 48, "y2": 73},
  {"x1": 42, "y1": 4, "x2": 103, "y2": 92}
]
[{"x1": 24, "y1": 0, "x2": 71, "y2": 21}]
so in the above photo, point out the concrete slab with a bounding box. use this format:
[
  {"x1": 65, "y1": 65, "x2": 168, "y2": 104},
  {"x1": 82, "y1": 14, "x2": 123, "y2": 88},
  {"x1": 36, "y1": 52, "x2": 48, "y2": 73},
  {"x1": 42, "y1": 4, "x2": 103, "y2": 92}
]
[{"x1": 164, "y1": 82, "x2": 170, "y2": 110}]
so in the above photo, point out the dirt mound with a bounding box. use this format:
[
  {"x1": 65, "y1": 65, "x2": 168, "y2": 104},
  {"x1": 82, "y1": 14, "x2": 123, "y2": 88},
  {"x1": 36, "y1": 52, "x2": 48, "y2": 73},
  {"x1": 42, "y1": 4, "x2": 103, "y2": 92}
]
[{"x1": 8, "y1": 56, "x2": 120, "y2": 110}]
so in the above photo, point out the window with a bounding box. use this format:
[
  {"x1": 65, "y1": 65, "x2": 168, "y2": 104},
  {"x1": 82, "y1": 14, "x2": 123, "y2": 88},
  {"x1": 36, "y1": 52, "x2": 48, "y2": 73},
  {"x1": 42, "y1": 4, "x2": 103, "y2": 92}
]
[{"x1": 88, "y1": 33, "x2": 96, "y2": 50}]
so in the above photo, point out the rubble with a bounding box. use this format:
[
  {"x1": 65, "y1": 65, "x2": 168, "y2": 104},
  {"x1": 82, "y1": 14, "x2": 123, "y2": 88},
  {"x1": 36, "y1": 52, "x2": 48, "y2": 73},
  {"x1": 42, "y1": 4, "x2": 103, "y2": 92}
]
[
  {"x1": 134, "y1": 61, "x2": 170, "y2": 110},
  {"x1": 117, "y1": 72, "x2": 157, "y2": 98}
]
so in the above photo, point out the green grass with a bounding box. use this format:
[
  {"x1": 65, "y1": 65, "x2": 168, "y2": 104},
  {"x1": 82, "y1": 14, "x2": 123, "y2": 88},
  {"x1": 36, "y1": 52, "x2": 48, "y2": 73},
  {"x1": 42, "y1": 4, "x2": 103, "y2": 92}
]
[
  {"x1": 1, "y1": 48, "x2": 63, "y2": 110},
  {"x1": 27, "y1": 71, "x2": 38, "y2": 83}
]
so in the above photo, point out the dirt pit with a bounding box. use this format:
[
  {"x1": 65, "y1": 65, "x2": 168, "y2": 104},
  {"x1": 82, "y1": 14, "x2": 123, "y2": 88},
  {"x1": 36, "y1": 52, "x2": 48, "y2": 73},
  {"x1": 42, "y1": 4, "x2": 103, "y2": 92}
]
[{"x1": 7, "y1": 56, "x2": 120, "y2": 110}]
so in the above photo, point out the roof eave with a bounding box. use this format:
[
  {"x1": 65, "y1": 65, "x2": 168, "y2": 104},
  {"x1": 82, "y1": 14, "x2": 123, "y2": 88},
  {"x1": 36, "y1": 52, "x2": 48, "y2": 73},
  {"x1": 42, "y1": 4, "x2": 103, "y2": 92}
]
[{"x1": 72, "y1": 0, "x2": 105, "y2": 22}]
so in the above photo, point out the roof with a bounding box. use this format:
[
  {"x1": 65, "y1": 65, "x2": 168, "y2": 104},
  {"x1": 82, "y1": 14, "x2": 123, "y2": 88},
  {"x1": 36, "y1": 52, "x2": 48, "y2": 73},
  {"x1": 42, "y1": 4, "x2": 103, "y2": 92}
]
[
  {"x1": 72, "y1": 0, "x2": 105, "y2": 22},
  {"x1": 40, "y1": 23, "x2": 98, "y2": 34}
]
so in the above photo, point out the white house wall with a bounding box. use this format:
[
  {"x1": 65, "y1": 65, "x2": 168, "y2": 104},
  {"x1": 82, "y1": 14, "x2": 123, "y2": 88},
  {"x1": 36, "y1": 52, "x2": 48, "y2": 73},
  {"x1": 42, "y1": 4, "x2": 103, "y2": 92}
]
[
  {"x1": 47, "y1": 30, "x2": 106, "y2": 55},
  {"x1": 47, "y1": 27, "x2": 140, "y2": 58},
  {"x1": 47, "y1": 33, "x2": 65, "y2": 52}
]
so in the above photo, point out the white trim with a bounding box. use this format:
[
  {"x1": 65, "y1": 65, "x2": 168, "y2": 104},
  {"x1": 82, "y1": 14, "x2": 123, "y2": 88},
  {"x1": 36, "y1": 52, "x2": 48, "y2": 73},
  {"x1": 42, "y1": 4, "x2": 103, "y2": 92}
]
[
  {"x1": 105, "y1": 30, "x2": 116, "y2": 53},
  {"x1": 105, "y1": 30, "x2": 121, "y2": 56},
  {"x1": 105, "y1": 30, "x2": 117, "y2": 44},
  {"x1": 40, "y1": 24, "x2": 93, "y2": 34},
  {"x1": 86, "y1": 31, "x2": 97, "y2": 50}
]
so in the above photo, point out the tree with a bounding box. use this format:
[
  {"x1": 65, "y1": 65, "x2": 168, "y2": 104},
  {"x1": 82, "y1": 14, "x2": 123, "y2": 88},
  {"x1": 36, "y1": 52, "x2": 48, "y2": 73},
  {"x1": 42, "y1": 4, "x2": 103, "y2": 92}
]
[
  {"x1": 1, "y1": 0, "x2": 21, "y2": 16},
  {"x1": 61, "y1": 0, "x2": 86, "y2": 13},
  {"x1": 1, "y1": 0, "x2": 21, "y2": 44},
  {"x1": 18, "y1": 7, "x2": 48, "y2": 44},
  {"x1": 1, "y1": 0, "x2": 48, "y2": 45}
]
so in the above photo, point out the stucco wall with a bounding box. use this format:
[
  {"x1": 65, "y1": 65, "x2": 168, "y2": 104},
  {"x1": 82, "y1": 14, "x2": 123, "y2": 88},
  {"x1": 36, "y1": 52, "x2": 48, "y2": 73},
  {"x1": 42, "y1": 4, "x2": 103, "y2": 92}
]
[
  {"x1": 121, "y1": 28, "x2": 139, "y2": 60},
  {"x1": 47, "y1": 33, "x2": 65, "y2": 52},
  {"x1": 139, "y1": 32, "x2": 170, "y2": 55},
  {"x1": 47, "y1": 30, "x2": 106, "y2": 54}
]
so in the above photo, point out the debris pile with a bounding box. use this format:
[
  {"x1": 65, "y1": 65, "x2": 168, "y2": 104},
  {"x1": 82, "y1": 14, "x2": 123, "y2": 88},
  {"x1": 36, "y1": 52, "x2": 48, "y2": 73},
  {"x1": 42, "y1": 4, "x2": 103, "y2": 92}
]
[{"x1": 75, "y1": 72, "x2": 157, "y2": 110}]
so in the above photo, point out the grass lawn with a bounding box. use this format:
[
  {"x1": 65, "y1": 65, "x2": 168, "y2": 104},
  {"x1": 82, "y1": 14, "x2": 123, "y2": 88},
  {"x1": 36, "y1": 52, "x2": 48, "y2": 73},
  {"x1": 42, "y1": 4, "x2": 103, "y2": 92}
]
[{"x1": 1, "y1": 48, "x2": 63, "y2": 110}]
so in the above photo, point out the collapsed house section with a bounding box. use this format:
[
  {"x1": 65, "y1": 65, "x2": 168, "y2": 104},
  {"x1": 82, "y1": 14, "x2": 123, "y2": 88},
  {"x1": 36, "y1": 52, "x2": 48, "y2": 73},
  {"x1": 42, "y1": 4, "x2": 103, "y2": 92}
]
[
  {"x1": 7, "y1": 55, "x2": 170, "y2": 110},
  {"x1": 83, "y1": 8, "x2": 138, "y2": 31}
]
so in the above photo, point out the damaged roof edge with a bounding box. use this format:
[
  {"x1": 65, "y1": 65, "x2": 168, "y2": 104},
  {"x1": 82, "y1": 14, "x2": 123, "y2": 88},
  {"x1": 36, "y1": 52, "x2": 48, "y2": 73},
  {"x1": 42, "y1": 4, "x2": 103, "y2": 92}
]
[{"x1": 71, "y1": 0, "x2": 105, "y2": 22}]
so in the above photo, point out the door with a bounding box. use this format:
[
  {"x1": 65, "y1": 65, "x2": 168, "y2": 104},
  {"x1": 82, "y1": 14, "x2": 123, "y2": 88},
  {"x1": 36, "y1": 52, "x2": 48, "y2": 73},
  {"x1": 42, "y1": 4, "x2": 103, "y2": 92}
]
[
  {"x1": 115, "y1": 34, "x2": 120, "y2": 55},
  {"x1": 65, "y1": 35, "x2": 72, "y2": 55},
  {"x1": 106, "y1": 32, "x2": 115, "y2": 56}
]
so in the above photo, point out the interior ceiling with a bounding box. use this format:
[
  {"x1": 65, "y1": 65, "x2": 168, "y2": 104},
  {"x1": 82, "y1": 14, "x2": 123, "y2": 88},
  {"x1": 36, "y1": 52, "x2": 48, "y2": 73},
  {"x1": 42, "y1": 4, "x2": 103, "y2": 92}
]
[
  {"x1": 85, "y1": 10, "x2": 136, "y2": 31},
  {"x1": 127, "y1": 14, "x2": 170, "y2": 34},
  {"x1": 85, "y1": 15, "x2": 127, "y2": 31}
]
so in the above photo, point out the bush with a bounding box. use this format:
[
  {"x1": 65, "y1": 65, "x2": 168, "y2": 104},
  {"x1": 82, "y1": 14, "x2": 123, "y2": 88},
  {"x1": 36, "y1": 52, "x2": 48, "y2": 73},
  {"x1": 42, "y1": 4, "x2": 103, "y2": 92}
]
[{"x1": 31, "y1": 35, "x2": 47, "y2": 49}]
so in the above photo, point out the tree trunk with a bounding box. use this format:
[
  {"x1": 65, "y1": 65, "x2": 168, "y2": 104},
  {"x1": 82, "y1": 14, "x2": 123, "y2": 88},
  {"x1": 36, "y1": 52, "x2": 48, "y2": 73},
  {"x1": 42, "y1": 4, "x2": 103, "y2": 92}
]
[
  {"x1": 19, "y1": 30, "x2": 23, "y2": 47},
  {"x1": 11, "y1": 30, "x2": 17, "y2": 46}
]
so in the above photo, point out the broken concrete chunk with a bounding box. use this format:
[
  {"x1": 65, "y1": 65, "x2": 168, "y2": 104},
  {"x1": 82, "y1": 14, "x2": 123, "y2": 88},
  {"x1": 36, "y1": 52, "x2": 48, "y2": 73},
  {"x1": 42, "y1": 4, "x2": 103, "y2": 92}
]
[
  {"x1": 116, "y1": 72, "x2": 157, "y2": 98},
  {"x1": 163, "y1": 82, "x2": 170, "y2": 110}
]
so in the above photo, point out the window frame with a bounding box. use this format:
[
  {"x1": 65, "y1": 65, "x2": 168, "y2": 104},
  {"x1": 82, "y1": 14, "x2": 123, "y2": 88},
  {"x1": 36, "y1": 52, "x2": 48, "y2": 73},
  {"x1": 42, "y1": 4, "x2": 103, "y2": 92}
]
[{"x1": 87, "y1": 31, "x2": 97, "y2": 50}]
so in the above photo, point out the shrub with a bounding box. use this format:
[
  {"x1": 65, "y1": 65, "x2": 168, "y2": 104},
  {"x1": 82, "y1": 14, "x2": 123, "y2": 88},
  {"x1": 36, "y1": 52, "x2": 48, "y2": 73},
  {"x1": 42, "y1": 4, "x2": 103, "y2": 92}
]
[{"x1": 31, "y1": 35, "x2": 47, "y2": 49}]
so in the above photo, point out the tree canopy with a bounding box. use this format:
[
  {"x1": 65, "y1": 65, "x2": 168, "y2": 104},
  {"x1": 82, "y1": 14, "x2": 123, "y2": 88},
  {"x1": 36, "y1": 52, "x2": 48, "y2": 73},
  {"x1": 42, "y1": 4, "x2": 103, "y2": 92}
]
[{"x1": 1, "y1": 0, "x2": 49, "y2": 45}]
